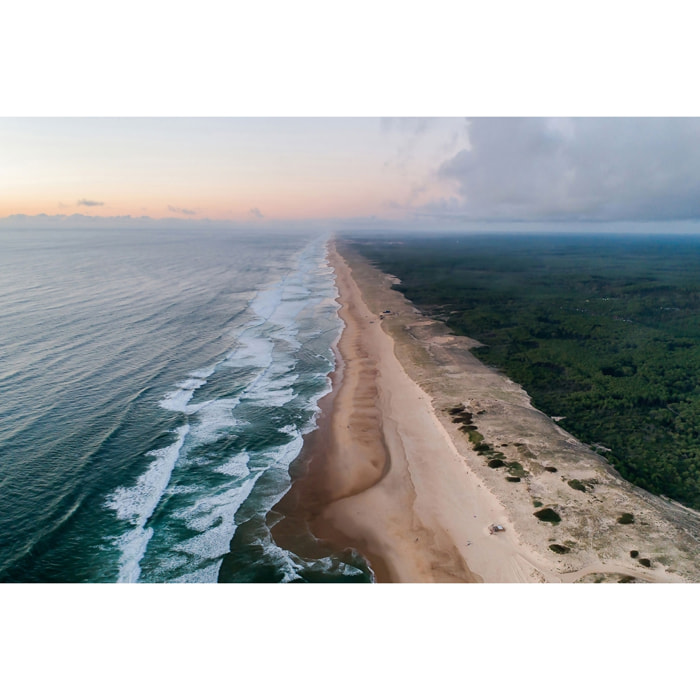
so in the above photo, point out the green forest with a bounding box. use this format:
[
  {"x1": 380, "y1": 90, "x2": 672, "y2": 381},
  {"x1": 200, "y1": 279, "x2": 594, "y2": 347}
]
[{"x1": 345, "y1": 233, "x2": 700, "y2": 510}]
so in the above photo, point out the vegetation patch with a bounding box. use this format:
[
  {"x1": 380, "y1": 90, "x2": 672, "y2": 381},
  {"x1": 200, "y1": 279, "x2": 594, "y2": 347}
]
[
  {"x1": 507, "y1": 462, "x2": 528, "y2": 478},
  {"x1": 533, "y1": 500, "x2": 543, "y2": 508},
  {"x1": 352, "y1": 233, "x2": 700, "y2": 510},
  {"x1": 544, "y1": 467, "x2": 558, "y2": 473},
  {"x1": 638, "y1": 558, "x2": 652, "y2": 568},
  {"x1": 618, "y1": 575, "x2": 636, "y2": 583},
  {"x1": 506, "y1": 476, "x2": 521, "y2": 482},
  {"x1": 549, "y1": 544, "x2": 570, "y2": 554},
  {"x1": 630, "y1": 550, "x2": 639, "y2": 558},
  {"x1": 568, "y1": 479, "x2": 588, "y2": 493},
  {"x1": 488, "y1": 458, "x2": 505, "y2": 469},
  {"x1": 534, "y1": 508, "x2": 561, "y2": 523},
  {"x1": 617, "y1": 512, "x2": 635, "y2": 524},
  {"x1": 468, "y1": 430, "x2": 484, "y2": 446}
]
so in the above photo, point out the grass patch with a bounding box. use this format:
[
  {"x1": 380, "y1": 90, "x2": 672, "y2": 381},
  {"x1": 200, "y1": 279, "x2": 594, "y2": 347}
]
[
  {"x1": 549, "y1": 544, "x2": 570, "y2": 554},
  {"x1": 507, "y1": 462, "x2": 528, "y2": 478},
  {"x1": 468, "y1": 430, "x2": 484, "y2": 446},
  {"x1": 534, "y1": 507, "x2": 561, "y2": 524},
  {"x1": 617, "y1": 512, "x2": 635, "y2": 524}
]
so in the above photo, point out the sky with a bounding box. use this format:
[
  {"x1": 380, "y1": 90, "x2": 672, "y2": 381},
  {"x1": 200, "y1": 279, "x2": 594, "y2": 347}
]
[
  {"x1": 3, "y1": 117, "x2": 700, "y2": 233},
  {"x1": 0, "y1": 117, "x2": 467, "y2": 223}
]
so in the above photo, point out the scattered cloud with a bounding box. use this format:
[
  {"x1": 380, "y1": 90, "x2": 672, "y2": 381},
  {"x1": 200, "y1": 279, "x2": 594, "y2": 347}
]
[
  {"x1": 249, "y1": 207, "x2": 264, "y2": 219},
  {"x1": 432, "y1": 118, "x2": 700, "y2": 222},
  {"x1": 77, "y1": 198, "x2": 104, "y2": 207},
  {"x1": 168, "y1": 205, "x2": 197, "y2": 216}
]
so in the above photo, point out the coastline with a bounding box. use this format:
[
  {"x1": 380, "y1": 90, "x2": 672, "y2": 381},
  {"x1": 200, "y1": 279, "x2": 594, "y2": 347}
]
[{"x1": 275, "y1": 236, "x2": 700, "y2": 583}]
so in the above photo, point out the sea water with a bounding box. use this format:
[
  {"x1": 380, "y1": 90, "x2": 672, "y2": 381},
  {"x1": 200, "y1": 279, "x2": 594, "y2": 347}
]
[{"x1": 0, "y1": 228, "x2": 371, "y2": 582}]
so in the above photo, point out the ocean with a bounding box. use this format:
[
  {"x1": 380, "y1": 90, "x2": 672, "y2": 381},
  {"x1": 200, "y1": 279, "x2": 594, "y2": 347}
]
[{"x1": 0, "y1": 228, "x2": 372, "y2": 583}]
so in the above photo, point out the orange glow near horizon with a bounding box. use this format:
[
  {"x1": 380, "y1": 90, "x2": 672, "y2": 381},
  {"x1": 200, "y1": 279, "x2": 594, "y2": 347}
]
[{"x1": 0, "y1": 117, "x2": 468, "y2": 224}]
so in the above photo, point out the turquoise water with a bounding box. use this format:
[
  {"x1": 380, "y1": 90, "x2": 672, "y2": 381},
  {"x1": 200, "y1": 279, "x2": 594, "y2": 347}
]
[{"x1": 0, "y1": 228, "x2": 371, "y2": 582}]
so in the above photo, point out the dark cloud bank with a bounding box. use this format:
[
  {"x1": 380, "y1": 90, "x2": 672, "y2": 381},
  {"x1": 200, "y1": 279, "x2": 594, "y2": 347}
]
[{"x1": 432, "y1": 118, "x2": 700, "y2": 223}]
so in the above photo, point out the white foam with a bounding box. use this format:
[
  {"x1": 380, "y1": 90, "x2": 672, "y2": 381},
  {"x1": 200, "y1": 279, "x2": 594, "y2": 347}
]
[
  {"x1": 242, "y1": 374, "x2": 297, "y2": 407},
  {"x1": 106, "y1": 424, "x2": 189, "y2": 582},
  {"x1": 224, "y1": 333, "x2": 274, "y2": 369},
  {"x1": 169, "y1": 561, "x2": 222, "y2": 583},
  {"x1": 187, "y1": 397, "x2": 241, "y2": 442},
  {"x1": 159, "y1": 375, "x2": 209, "y2": 412},
  {"x1": 165, "y1": 470, "x2": 265, "y2": 582},
  {"x1": 250, "y1": 283, "x2": 284, "y2": 322},
  {"x1": 215, "y1": 452, "x2": 250, "y2": 477},
  {"x1": 113, "y1": 526, "x2": 154, "y2": 584}
]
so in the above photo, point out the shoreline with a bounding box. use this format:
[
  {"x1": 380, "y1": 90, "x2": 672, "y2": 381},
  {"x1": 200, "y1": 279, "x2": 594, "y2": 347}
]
[
  {"x1": 275, "y1": 236, "x2": 700, "y2": 583},
  {"x1": 276, "y1": 240, "x2": 537, "y2": 582}
]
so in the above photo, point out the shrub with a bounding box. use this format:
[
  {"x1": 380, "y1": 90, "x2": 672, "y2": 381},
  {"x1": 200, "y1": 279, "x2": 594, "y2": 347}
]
[
  {"x1": 638, "y1": 558, "x2": 652, "y2": 568},
  {"x1": 549, "y1": 544, "x2": 570, "y2": 554},
  {"x1": 568, "y1": 479, "x2": 587, "y2": 492},
  {"x1": 506, "y1": 476, "x2": 521, "y2": 482},
  {"x1": 544, "y1": 467, "x2": 558, "y2": 473},
  {"x1": 507, "y1": 462, "x2": 526, "y2": 477},
  {"x1": 533, "y1": 500, "x2": 543, "y2": 508},
  {"x1": 468, "y1": 430, "x2": 484, "y2": 445},
  {"x1": 619, "y1": 576, "x2": 635, "y2": 583},
  {"x1": 534, "y1": 508, "x2": 561, "y2": 523},
  {"x1": 488, "y1": 458, "x2": 505, "y2": 468},
  {"x1": 630, "y1": 550, "x2": 639, "y2": 559},
  {"x1": 617, "y1": 513, "x2": 634, "y2": 524}
]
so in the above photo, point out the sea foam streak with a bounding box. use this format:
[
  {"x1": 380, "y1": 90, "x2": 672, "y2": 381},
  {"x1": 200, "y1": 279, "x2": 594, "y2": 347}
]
[
  {"x1": 105, "y1": 234, "x2": 342, "y2": 582},
  {"x1": 106, "y1": 424, "x2": 189, "y2": 583}
]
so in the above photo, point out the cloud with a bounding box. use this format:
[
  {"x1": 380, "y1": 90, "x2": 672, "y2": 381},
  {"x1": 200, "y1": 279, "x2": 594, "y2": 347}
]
[
  {"x1": 249, "y1": 207, "x2": 264, "y2": 219},
  {"x1": 77, "y1": 198, "x2": 104, "y2": 207},
  {"x1": 380, "y1": 117, "x2": 433, "y2": 136},
  {"x1": 433, "y1": 118, "x2": 700, "y2": 222},
  {"x1": 382, "y1": 117, "x2": 437, "y2": 173},
  {"x1": 168, "y1": 205, "x2": 197, "y2": 216}
]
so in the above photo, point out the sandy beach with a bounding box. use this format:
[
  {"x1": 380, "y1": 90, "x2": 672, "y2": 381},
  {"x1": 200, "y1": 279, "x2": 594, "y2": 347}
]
[{"x1": 277, "y1": 237, "x2": 700, "y2": 583}]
